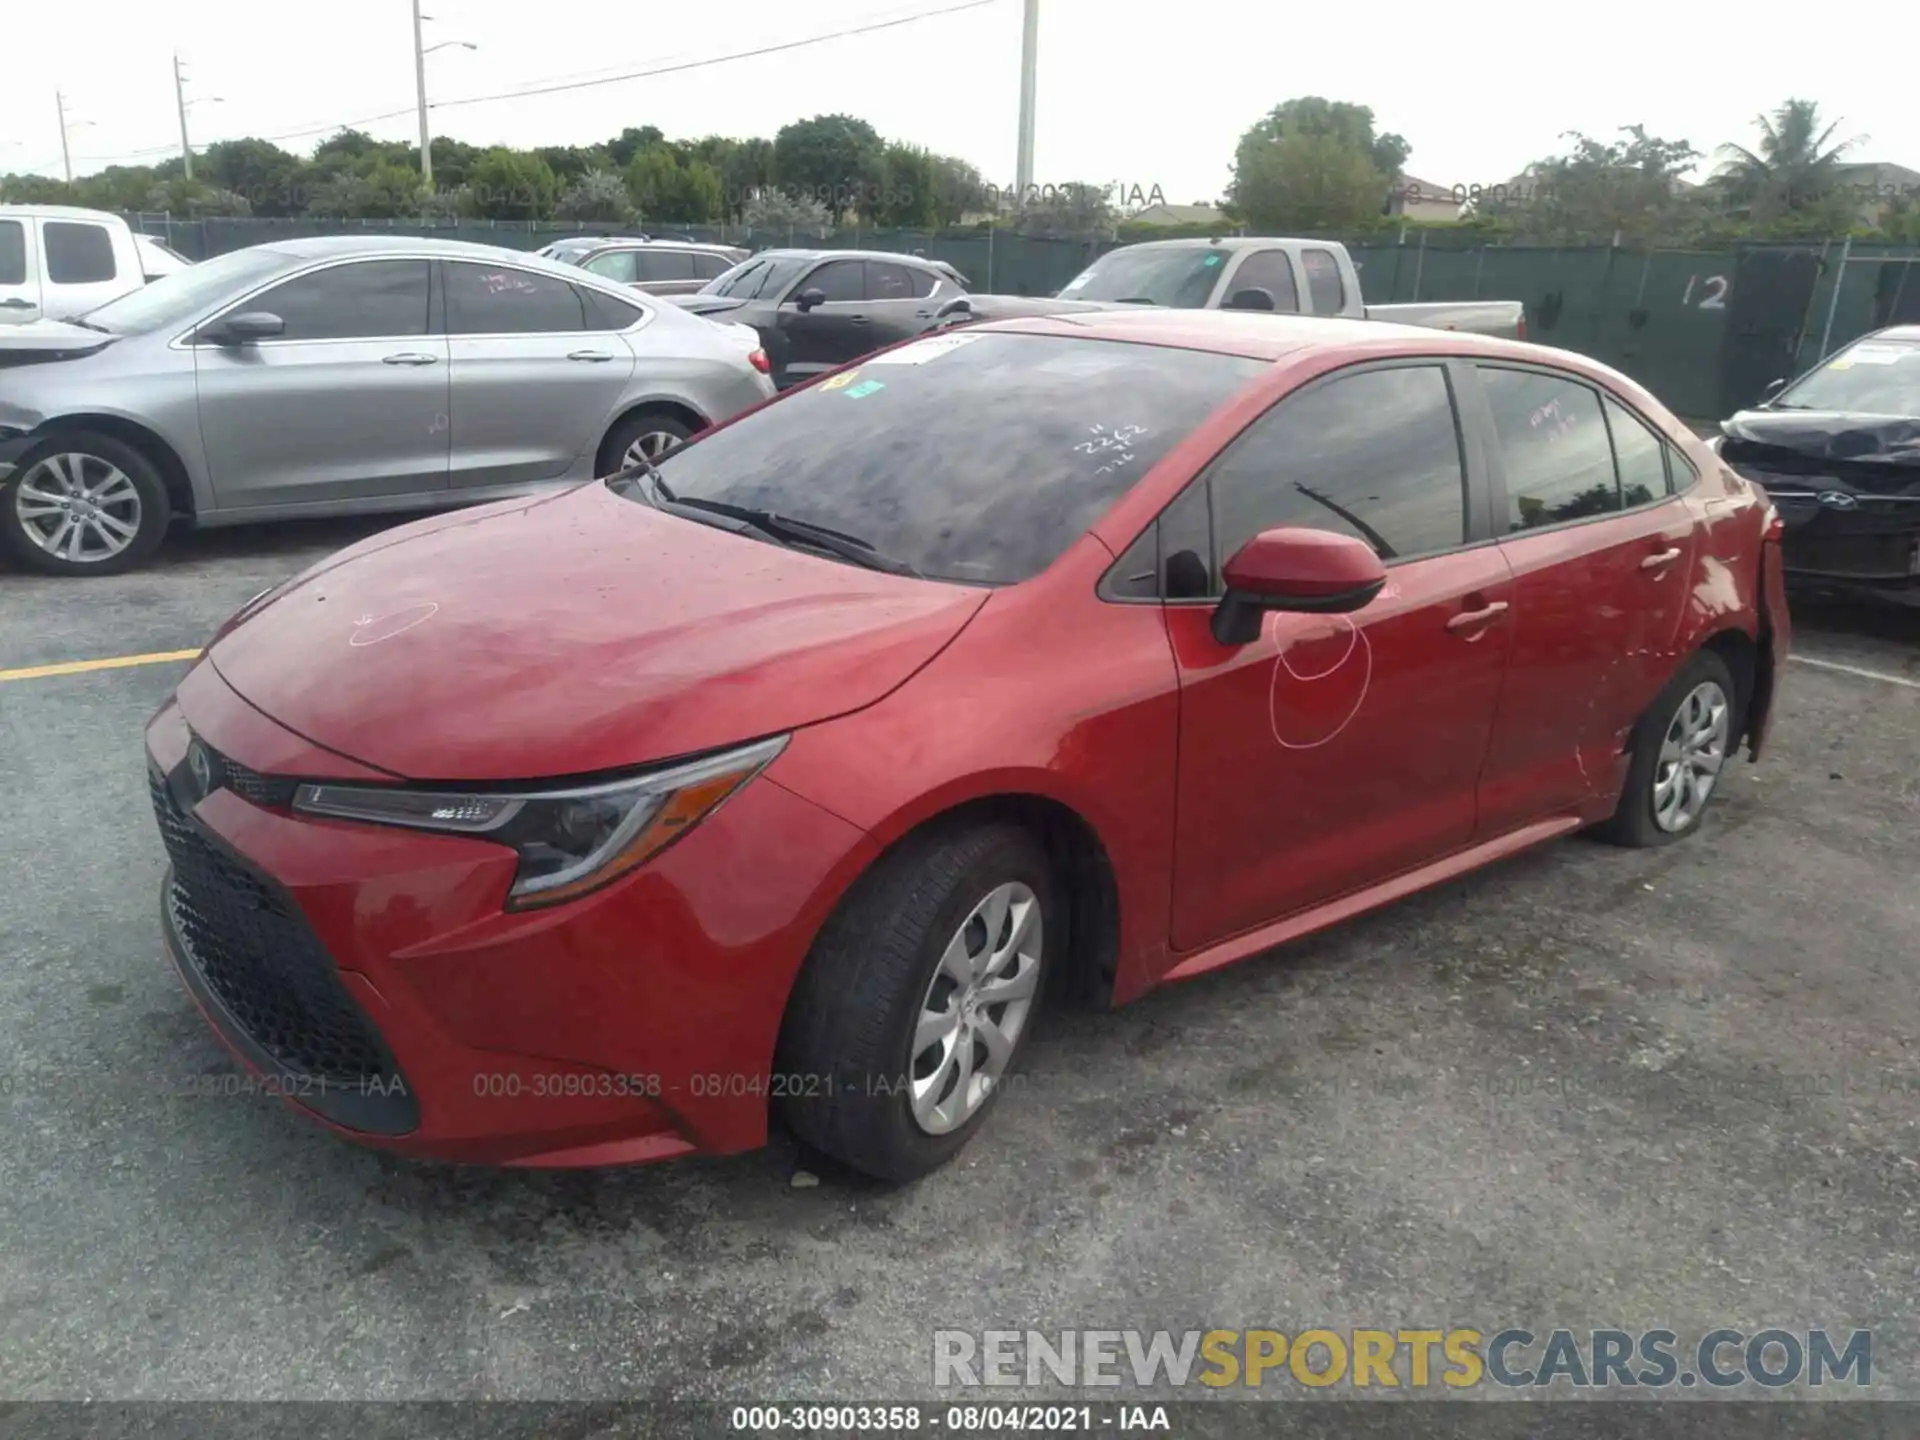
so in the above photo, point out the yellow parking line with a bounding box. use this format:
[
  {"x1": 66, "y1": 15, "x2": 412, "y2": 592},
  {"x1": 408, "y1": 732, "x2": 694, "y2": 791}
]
[{"x1": 0, "y1": 649, "x2": 201, "y2": 683}]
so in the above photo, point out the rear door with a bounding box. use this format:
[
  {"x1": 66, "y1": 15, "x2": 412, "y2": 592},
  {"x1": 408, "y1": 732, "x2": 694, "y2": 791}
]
[
  {"x1": 864, "y1": 259, "x2": 943, "y2": 342},
  {"x1": 38, "y1": 217, "x2": 130, "y2": 320},
  {"x1": 0, "y1": 217, "x2": 37, "y2": 323},
  {"x1": 1152, "y1": 360, "x2": 1515, "y2": 951},
  {"x1": 443, "y1": 259, "x2": 638, "y2": 489},
  {"x1": 192, "y1": 257, "x2": 450, "y2": 508},
  {"x1": 1463, "y1": 363, "x2": 1701, "y2": 833}
]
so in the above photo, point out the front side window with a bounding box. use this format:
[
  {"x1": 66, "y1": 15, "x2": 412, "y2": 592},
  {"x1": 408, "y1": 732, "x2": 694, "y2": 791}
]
[
  {"x1": 582, "y1": 250, "x2": 639, "y2": 284},
  {"x1": 629, "y1": 332, "x2": 1265, "y2": 585},
  {"x1": 44, "y1": 222, "x2": 116, "y2": 284},
  {"x1": 1210, "y1": 364, "x2": 1469, "y2": 570},
  {"x1": 240, "y1": 259, "x2": 430, "y2": 341},
  {"x1": 0, "y1": 221, "x2": 27, "y2": 285},
  {"x1": 446, "y1": 262, "x2": 588, "y2": 335},
  {"x1": 1480, "y1": 366, "x2": 1619, "y2": 531},
  {"x1": 1226, "y1": 251, "x2": 1300, "y2": 313}
]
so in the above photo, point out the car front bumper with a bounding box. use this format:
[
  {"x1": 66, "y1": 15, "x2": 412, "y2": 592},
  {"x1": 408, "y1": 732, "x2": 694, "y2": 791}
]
[
  {"x1": 1765, "y1": 492, "x2": 1920, "y2": 591},
  {"x1": 146, "y1": 659, "x2": 876, "y2": 1167}
]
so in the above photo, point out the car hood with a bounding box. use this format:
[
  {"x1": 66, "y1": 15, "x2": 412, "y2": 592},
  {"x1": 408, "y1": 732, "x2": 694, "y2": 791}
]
[
  {"x1": 207, "y1": 482, "x2": 988, "y2": 781},
  {"x1": 0, "y1": 317, "x2": 117, "y2": 368},
  {"x1": 944, "y1": 294, "x2": 1122, "y2": 322},
  {"x1": 1719, "y1": 409, "x2": 1920, "y2": 494}
]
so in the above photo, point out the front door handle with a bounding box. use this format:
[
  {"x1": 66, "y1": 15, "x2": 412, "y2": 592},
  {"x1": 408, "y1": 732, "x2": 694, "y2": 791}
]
[
  {"x1": 382, "y1": 352, "x2": 439, "y2": 366},
  {"x1": 567, "y1": 349, "x2": 614, "y2": 362},
  {"x1": 847, "y1": 315, "x2": 871, "y2": 325},
  {"x1": 0, "y1": 298, "x2": 35, "y2": 310},
  {"x1": 1446, "y1": 600, "x2": 1510, "y2": 632},
  {"x1": 1640, "y1": 546, "x2": 1682, "y2": 571}
]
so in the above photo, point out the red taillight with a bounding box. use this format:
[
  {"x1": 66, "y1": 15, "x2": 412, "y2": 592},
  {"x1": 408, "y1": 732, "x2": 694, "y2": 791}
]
[
  {"x1": 1516, "y1": 315, "x2": 1528, "y2": 342},
  {"x1": 1763, "y1": 508, "x2": 1785, "y2": 543},
  {"x1": 748, "y1": 349, "x2": 770, "y2": 375}
]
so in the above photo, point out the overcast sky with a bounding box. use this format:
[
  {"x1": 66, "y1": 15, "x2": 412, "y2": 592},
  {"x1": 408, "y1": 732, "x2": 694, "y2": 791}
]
[{"x1": 7, "y1": 0, "x2": 1913, "y2": 201}]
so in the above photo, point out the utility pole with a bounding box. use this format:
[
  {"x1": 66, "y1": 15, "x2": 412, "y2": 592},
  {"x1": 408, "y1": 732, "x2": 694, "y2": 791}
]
[
  {"x1": 173, "y1": 55, "x2": 195, "y2": 180},
  {"x1": 1014, "y1": 0, "x2": 1038, "y2": 197},
  {"x1": 56, "y1": 91, "x2": 74, "y2": 184},
  {"x1": 413, "y1": 0, "x2": 433, "y2": 187}
]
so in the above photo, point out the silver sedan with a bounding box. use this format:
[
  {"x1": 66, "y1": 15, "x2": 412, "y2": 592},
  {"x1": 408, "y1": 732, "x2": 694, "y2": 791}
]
[{"x1": 0, "y1": 236, "x2": 777, "y2": 576}]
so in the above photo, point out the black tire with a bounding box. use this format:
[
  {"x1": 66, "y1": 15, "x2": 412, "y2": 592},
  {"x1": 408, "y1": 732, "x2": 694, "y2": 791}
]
[
  {"x1": 775, "y1": 822, "x2": 1055, "y2": 1182},
  {"x1": 0, "y1": 430, "x2": 171, "y2": 576},
  {"x1": 1593, "y1": 649, "x2": 1742, "y2": 848},
  {"x1": 597, "y1": 410, "x2": 696, "y2": 477}
]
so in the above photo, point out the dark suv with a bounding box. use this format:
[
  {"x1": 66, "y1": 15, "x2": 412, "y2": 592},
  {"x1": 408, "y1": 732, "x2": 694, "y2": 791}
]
[
  {"x1": 544, "y1": 238, "x2": 751, "y2": 296},
  {"x1": 670, "y1": 249, "x2": 971, "y2": 389}
]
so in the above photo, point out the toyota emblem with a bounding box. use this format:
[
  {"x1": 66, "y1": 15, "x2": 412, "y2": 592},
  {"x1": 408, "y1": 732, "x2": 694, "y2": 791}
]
[
  {"x1": 1818, "y1": 491, "x2": 1859, "y2": 510},
  {"x1": 187, "y1": 741, "x2": 216, "y2": 800}
]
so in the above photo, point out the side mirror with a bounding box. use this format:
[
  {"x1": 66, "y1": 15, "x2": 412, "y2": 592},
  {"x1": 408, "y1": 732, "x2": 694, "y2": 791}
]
[
  {"x1": 936, "y1": 296, "x2": 974, "y2": 321},
  {"x1": 1760, "y1": 377, "x2": 1787, "y2": 403},
  {"x1": 793, "y1": 288, "x2": 827, "y2": 312},
  {"x1": 1224, "y1": 287, "x2": 1276, "y2": 312},
  {"x1": 1211, "y1": 528, "x2": 1387, "y2": 646},
  {"x1": 203, "y1": 311, "x2": 286, "y2": 345}
]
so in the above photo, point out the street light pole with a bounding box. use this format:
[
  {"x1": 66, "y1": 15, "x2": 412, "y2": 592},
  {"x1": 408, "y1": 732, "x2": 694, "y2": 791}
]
[
  {"x1": 56, "y1": 91, "x2": 74, "y2": 184},
  {"x1": 173, "y1": 55, "x2": 195, "y2": 180},
  {"x1": 1014, "y1": 0, "x2": 1038, "y2": 196},
  {"x1": 413, "y1": 0, "x2": 433, "y2": 187}
]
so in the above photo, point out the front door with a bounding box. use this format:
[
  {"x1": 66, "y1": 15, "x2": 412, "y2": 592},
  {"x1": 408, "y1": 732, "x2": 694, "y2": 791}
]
[
  {"x1": 775, "y1": 258, "x2": 872, "y2": 385},
  {"x1": 193, "y1": 258, "x2": 450, "y2": 508},
  {"x1": 0, "y1": 217, "x2": 40, "y2": 324},
  {"x1": 1463, "y1": 363, "x2": 1701, "y2": 833},
  {"x1": 443, "y1": 259, "x2": 637, "y2": 489},
  {"x1": 1166, "y1": 360, "x2": 1515, "y2": 953}
]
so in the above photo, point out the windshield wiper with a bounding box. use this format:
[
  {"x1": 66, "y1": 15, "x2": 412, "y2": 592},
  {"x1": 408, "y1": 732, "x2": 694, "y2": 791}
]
[{"x1": 606, "y1": 460, "x2": 921, "y2": 578}]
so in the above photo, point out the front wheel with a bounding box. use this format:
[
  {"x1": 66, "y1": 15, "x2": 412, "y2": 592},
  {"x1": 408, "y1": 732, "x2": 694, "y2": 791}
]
[
  {"x1": 1594, "y1": 649, "x2": 1741, "y2": 847},
  {"x1": 598, "y1": 411, "x2": 694, "y2": 477},
  {"x1": 0, "y1": 431, "x2": 170, "y2": 576},
  {"x1": 775, "y1": 822, "x2": 1054, "y2": 1182}
]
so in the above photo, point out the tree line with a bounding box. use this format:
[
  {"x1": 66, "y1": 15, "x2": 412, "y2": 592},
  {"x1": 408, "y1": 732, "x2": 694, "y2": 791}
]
[{"x1": 3, "y1": 96, "x2": 1915, "y2": 246}]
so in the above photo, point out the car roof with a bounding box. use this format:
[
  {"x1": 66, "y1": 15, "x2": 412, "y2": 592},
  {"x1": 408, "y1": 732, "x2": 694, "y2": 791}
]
[
  {"x1": 742, "y1": 248, "x2": 946, "y2": 267},
  {"x1": 1864, "y1": 325, "x2": 1920, "y2": 343},
  {"x1": 575, "y1": 238, "x2": 743, "y2": 254},
  {"x1": 971, "y1": 308, "x2": 1557, "y2": 367},
  {"x1": 0, "y1": 203, "x2": 124, "y2": 223}
]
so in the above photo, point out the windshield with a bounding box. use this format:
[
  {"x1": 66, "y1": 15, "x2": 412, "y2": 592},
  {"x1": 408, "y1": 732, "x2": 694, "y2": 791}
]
[
  {"x1": 626, "y1": 332, "x2": 1265, "y2": 584},
  {"x1": 706, "y1": 255, "x2": 809, "y2": 299},
  {"x1": 82, "y1": 247, "x2": 290, "y2": 334},
  {"x1": 1057, "y1": 247, "x2": 1228, "y2": 307},
  {"x1": 1774, "y1": 338, "x2": 1920, "y2": 414}
]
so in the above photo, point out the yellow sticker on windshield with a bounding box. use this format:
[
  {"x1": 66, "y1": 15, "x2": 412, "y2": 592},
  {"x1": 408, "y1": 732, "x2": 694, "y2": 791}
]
[{"x1": 820, "y1": 371, "x2": 860, "y2": 391}]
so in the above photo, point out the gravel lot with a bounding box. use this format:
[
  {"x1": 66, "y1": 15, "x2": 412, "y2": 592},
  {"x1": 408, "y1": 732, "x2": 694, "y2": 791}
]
[{"x1": 2, "y1": 515, "x2": 1916, "y2": 1406}]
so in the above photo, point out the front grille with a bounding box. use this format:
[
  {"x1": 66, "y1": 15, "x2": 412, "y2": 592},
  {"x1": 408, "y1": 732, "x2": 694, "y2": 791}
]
[
  {"x1": 150, "y1": 766, "x2": 418, "y2": 1133},
  {"x1": 1783, "y1": 531, "x2": 1920, "y2": 579},
  {"x1": 205, "y1": 746, "x2": 299, "y2": 808}
]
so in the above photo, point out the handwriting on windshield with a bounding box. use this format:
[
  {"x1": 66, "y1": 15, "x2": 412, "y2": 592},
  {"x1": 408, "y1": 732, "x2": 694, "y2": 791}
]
[{"x1": 1075, "y1": 423, "x2": 1150, "y2": 475}]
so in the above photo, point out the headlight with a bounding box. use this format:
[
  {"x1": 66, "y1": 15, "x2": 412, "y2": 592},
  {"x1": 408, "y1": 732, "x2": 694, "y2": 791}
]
[
  {"x1": 292, "y1": 734, "x2": 788, "y2": 908},
  {"x1": 1706, "y1": 433, "x2": 1725, "y2": 455}
]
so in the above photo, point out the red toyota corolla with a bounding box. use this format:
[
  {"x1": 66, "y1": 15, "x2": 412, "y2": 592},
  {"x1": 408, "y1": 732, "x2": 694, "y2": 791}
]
[{"x1": 147, "y1": 311, "x2": 1791, "y2": 1180}]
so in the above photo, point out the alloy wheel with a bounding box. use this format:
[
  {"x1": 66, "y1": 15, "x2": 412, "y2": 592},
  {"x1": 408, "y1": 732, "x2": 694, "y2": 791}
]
[
  {"x1": 622, "y1": 430, "x2": 684, "y2": 468},
  {"x1": 15, "y1": 452, "x2": 144, "y2": 564},
  {"x1": 909, "y1": 881, "x2": 1043, "y2": 1135},
  {"x1": 1652, "y1": 680, "x2": 1730, "y2": 833}
]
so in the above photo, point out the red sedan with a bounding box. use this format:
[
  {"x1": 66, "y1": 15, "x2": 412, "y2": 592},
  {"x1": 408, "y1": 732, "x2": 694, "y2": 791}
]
[{"x1": 147, "y1": 311, "x2": 1790, "y2": 1180}]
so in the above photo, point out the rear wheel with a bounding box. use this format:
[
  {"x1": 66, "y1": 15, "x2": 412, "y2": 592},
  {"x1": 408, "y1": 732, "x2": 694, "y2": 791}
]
[
  {"x1": 1595, "y1": 649, "x2": 1741, "y2": 847},
  {"x1": 598, "y1": 411, "x2": 695, "y2": 477},
  {"x1": 776, "y1": 822, "x2": 1054, "y2": 1182},
  {"x1": 0, "y1": 431, "x2": 170, "y2": 576}
]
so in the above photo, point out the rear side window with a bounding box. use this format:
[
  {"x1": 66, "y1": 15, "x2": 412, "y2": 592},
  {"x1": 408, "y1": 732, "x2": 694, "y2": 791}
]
[
  {"x1": 1227, "y1": 250, "x2": 1299, "y2": 312},
  {"x1": 578, "y1": 284, "x2": 643, "y2": 331},
  {"x1": 692, "y1": 252, "x2": 732, "y2": 279},
  {"x1": 241, "y1": 259, "x2": 430, "y2": 340},
  {"x1": 1209, "y1": 364, "x2": 1468, "y2": 568},
  {"x1": 635, "y1": 250, "x2": 698, "y2": 282},
  {"x1": 1603, "y1": 396, "x2": 1668, "y2": 507},
  {"x1": 1480, "y1": 366, "x2": 1619, "y2": 531},
  {"x1": 1666, "y1": 443, "x2": 1698, "y2": 494},
  {"x1": 0, "y1": 220, "x2": 24, "y2": 285},
  {"x1": 447, "y1": 262, "x2": 588, "y2": 334},
  {"x1": 1300, "y1": 249, "x2": 1346, "y2": 315},
  {"x1": 868, "y1": 261, "x2": 926, "y2": 300},
  {"x1": 44, "y1": 222, "x2": 117, "y2": 284}
]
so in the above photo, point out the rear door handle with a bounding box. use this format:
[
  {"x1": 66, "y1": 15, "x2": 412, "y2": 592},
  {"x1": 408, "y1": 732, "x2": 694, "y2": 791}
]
[
  {"x1": 382, "y1": 352, "x2": 438, "y2": 366},
  {"x1": 848, "y1": 315, "x2": 871, "y2": 325},
  {"x1": 1446, "y1": 600, "x2": 1510, "y2": 632},
  {"x1": 567, "y1": 349, "x2": 614, "y2": 362},
  {"x1": 1640, "y1": 547, "x2": 1683, "y2": 571}
]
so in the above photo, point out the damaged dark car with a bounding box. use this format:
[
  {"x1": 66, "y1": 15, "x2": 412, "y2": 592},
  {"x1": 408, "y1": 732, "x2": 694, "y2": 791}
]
[{"x1": 1712, "y1": 324, "x2": 1920, "y2": 605}]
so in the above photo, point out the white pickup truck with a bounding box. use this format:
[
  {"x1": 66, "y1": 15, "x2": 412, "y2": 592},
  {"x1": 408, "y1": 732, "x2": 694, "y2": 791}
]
[
  {"x1": 939, "y1": 236, "x2": 1526, "y2": 339},
  {"x1": 0, "y1": 205, "x2": 191, "y2": 325}
]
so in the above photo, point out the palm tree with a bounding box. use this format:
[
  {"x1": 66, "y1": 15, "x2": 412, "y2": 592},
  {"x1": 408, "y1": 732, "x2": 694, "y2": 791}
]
[{"x1": 1714, "y1": 99, "x2": 1865, "y2": 219}]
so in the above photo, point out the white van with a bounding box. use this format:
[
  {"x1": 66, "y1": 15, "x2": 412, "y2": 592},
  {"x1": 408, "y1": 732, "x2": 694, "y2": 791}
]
[{"x1": 0, "y1": 205, "x2": 182, "y2": 325}]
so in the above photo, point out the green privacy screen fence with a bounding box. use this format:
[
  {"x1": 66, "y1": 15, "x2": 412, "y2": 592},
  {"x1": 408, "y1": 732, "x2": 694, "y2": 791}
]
[{"x1": 128, "y1": 214, "x2": 1920, "y2": 421}]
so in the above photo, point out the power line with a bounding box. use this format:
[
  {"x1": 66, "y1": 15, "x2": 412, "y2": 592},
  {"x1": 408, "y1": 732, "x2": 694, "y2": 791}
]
[{"x1": 49, "y1": 0, "x2": 1000, "y2": 175}]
